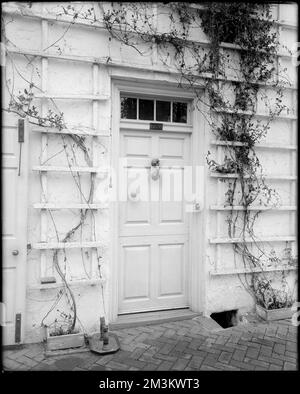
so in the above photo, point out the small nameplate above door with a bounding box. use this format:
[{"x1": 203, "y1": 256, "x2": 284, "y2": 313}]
[{"x1": 150, "y1": 123, "x2": 163, "y2": 131}]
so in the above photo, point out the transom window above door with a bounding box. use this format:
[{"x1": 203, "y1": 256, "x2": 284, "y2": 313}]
[{"x1": 121, "y1": 96, "x2": 188, "y2": 123}]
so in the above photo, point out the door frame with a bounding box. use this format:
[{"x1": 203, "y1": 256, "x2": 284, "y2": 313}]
[
  {"x1": 108, "y1": 78, "x2": 207, "y2": 322},
  {"x1": 2, "y1": 119, "x2": 30, "y2": 344}
]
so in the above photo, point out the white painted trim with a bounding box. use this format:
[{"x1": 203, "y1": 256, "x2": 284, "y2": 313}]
[
  {"x1": 32, "y1": 241, "x2": 106, "y2": 249},
  {"x1": 108, "y1": 81, "x2": 121, "y2": 323},
  {"x1": 108, "y1": 78, "x2": 206, "y2": 322},
  {"x1": 28, "y1": 278, "x2": 105, "y2": 290},
  {"x1": 210, "y1": 140, "x2": 297, "y2": 150},
  {"x1": 209, "y1": 236, "x2": 296, "y2": 244},
  {"x1": 120, "y1": 120, "x2": 193, "y2": 133},
  {"x1": 188, "y1": 94, "x2": 207, "y2": 314},
  {"x1": 3, "y1": 4, "x2": 296, "y2": 57},
  {"x1": 210, "y1": 205, "x2": 297, "y2": 211},
  {"x1": 34, "y1": 93, "x2": 109, "y2": 100},
  {"x1": 195, "y1": 93, "x2": 211, "y2": 315},
  {"x1": 19, "y1": 119, "x2": 30, "y2": 343},
  {"x1": 115, "y1": 79, "x2": 196, "y2": 99},
  {"x1": 33, "y1": 203, "x2": 108, "y2": 209},
  {"x1": 210, "y1": 173, "x2": 297, "y2": 181},
  {"x1": 31, "y1": 127, "x2": 108, "y2": 136},
  {"x1": 32, "y1": 165, "x2": 107, "y2": 173},
  {"x1": 210, "y1": 265, "x2": 297, "y2": 276},
  {"x1": 6, "y1": 46, "x2": 297, "y2": 91},
  {"x1": 40, "y1": 16, "x2": 49, "y2": 280},
  {"x1": 213, "y1": 108, "x2": 297, "y2": 120}
]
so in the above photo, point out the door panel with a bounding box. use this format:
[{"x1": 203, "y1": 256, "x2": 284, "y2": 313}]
[
  {"x1": 2, "y1": 123, "x2": 29, "y2": 344},
  {"x1": 118, "y1": 129, "x2": 190, "y2": 314},
  {"x1": 158, "y1": 243, "x2": 184, "y2": 297},
  {"x1": 119, "y1": 236, "x2": 188, "y2": 313},
  {"x1": 159, "y1": 201, "x2": 183, "y2": 223},
  {"x1": 159, "y1": 136, "x2": 185, "y2": 158},
  {"x1": 124, "y1": 134, "x2": 151, "y2": 157},
  {"x1": 123, "y1": 245, "x2": 151, "y2": 300}
]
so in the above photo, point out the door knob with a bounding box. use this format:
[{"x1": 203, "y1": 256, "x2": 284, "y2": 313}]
[
  {"x1": 129, "y1": 187, "x2": 139, "y2": 201},
  {"x1": 12, "y1": 250, "x2": 19, "y2": 256},
  {"x1": 151, "y1": 158, "x2": 160, "y2": 181},
  {"x1": 130, "y1": 190, "x2": 137, "y2": 199}
]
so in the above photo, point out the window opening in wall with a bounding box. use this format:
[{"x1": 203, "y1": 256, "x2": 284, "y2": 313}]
[{"x1": 120, "y1": 96, "x2": 188, "y2": 123}]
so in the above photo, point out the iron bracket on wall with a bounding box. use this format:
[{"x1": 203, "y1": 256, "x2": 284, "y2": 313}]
[
  {"x1": 17, "y1": 118, "x2": 25, "y2": 176},
  {"x1": 15, "y1": 313, "x2": 21, "y2": 343},
  {"x1": 18, "y1": 118, "x2": 25, "y2": 142}
]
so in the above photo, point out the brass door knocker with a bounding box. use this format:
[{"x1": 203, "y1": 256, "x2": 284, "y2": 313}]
[{"x1": 150, "y1": 158, "x2": 160, "y2": 180}]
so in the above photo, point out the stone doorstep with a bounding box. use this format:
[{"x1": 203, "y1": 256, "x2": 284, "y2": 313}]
[
  {"x1": 109, "y1": 309, "x2": 201, "y2": 330},
  {"x1": 3, "y1": 344, "x2": 26, "y2": 352},
  {"x1": 192, "y1": 316, "x2": 224, "y2": 332}
]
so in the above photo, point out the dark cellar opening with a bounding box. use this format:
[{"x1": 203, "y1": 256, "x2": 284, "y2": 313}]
[{"x1": 210, "y1": 309, "x2": 239, "y2": 329}]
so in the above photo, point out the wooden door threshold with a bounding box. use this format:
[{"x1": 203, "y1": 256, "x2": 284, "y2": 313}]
[{"x1": 109, "y1": 308, "x2": 201, "y2": 330}]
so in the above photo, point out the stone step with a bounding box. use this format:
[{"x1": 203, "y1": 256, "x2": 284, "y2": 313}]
[
  {"x1": 192, "y1": 315, "x2": 224, "y2": 332},
  {"x1": 109, "y1": 309, "x2": 201, "y2": 330}
]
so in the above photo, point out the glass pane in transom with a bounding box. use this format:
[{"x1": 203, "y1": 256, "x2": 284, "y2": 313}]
[
  {"x1": 173, "y1": 102, "x2": 187, "y2": 123},
  {"x1": 121, "y1": 97, "x2": 137, "y2": 119},
  {"x1": 156, "y1": 100, "x2": 171, "y2": 122},
  {"x1": 139, "y1": 99, "x2": 154, "y2": 120}
]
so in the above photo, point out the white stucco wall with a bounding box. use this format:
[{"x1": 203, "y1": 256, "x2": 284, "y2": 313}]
[{"x1": 2, "y1": 2, "x2": 297, "y2": 342}]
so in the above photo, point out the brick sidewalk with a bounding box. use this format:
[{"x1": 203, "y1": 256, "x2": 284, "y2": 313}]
[{"x1": 2, "y1": 316, "x2": 297, "y2": 371}]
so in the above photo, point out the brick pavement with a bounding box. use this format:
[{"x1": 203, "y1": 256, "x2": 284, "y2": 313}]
[{"x1": 2, "y1": 316, "x2": 297, "y2": 371}]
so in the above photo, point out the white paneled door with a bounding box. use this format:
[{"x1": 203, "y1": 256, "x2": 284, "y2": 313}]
[
  {"x1": 2, "y1": 120, "x2": 29, "y2": 344},
  {"x1": 118, "y1": 128, "x2": 190, "y2": 314}
]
